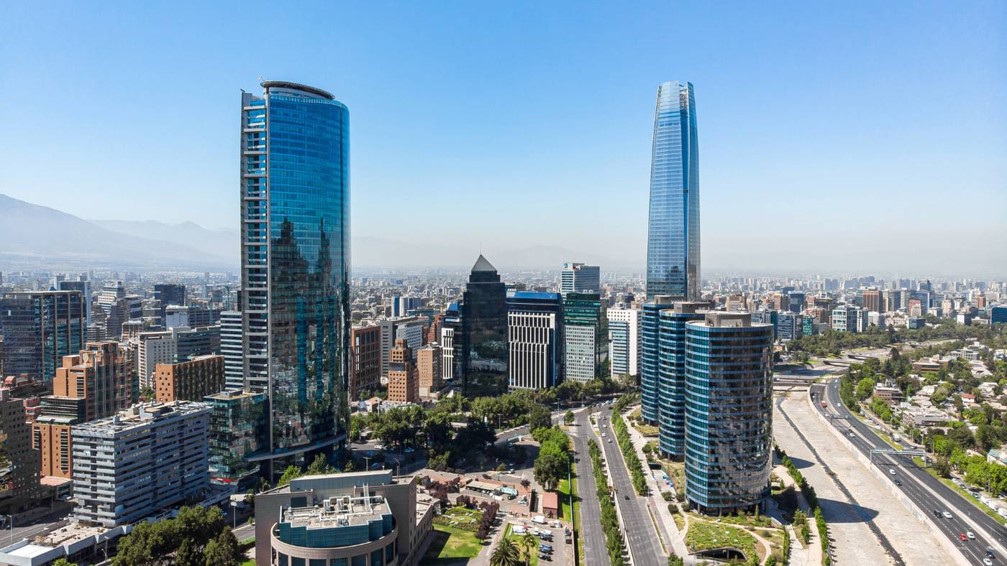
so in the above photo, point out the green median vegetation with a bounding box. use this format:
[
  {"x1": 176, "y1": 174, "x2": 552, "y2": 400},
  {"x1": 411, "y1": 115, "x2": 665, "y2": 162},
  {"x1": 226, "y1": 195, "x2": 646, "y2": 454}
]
[
  {"x1": 588, "y1": 438, "x2": 627, "y2": 566},
  {"x1": 611, "y1": 413, "x2": 648, "y2": 495}
]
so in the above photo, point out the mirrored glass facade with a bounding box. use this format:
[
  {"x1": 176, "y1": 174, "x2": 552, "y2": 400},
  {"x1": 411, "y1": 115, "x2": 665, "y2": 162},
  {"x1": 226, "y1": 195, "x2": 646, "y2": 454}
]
[
  {"x1": 657, "y1": 303, "x2": 706, "y2": 458},
  {"x1": 241, "y1": 82, "x2": 350, "y2": 468},
  {"x1": 684, "y1": 314, "x2": 773, "y2": 512},
  {"x1": 0, "y1": 291, "x2": 85, "y2": 383},
  {"x1": 646, "y1": 81, "x2": 699, "y2": 301}
]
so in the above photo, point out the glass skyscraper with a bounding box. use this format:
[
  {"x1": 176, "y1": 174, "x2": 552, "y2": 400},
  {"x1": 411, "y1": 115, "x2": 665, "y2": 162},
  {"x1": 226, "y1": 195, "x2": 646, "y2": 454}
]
[
  {"x1": 657, "y1": 302, "x2": 707, "y2": 459},
  {"x1": 0, "y1": 290, "x2": 85, "y2": 383},
  {"x1": 684, "y1": 312, "x2": 773, "y2": 513},
  {"x1": 646, "y1": 81, "x2": 699, "y2": 301},
  {"x1": 240, "y1": 81, "x2": 350, "y2": 474},
  {"x1": 461, "y1": 255, "x2": 509, "y2": 396}
]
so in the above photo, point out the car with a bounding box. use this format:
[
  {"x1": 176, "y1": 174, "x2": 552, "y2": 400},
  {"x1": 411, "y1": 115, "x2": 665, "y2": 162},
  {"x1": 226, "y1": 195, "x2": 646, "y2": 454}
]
[
  {"x1": 984, "y1": 558, "x2": 993, "y2": 566},
  {"x1": 624, "y1": 494, "x2": 630, "y2": 500},
  {"x1": 889, "y1": 469, "x2": 896, "y2": 475},
  {"x1": 539, "y1": 553, "x2": 552, "y2": 562},
  {"x1": 894, "y1": 479, "x2": 902, "y2": 486},
  {"x1": 933, "y1": 509, "x2": 942, "y2": 518},
  {"x1": 608, "y1": 439, "x2": 613, "y2": 443},
  {"x1": 959, "y1": 533, "x2": 968, "y2": 541},
  {"x1": 968, "y1": 531, "x2": 976, "y2": 540},
  {"x1": 601, "y1": 433, "x2": 606, "y2": 438},
  {"x1": 943, "y1": 511, "x2": 953, "y2": 519},
  {"x1": 848, "y1": 432, "x2": 856, "y2": 437}
]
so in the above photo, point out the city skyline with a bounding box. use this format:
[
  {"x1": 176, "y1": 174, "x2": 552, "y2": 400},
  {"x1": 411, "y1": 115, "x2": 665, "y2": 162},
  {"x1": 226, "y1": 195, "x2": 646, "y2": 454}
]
[{"x1": 1, "y1": 2, "x2": 1004, "y2": 275}]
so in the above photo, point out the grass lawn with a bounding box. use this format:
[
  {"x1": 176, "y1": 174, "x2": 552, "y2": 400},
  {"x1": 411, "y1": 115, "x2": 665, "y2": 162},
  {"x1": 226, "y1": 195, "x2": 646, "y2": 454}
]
[
  {"x1": 685, "y1": 519, "x2": 758, "y2": 561},
  {"x1": 434, "y1": 505, "x2": 484, "y2": 531},
  {"x1": 239, "y1": 561, "x2": 255, "y2": 566},
  {"x1": 423, "y1": 524, "x2": 483, "y2": 564},
  {"x1": 633, "y1": 422, "x2": 659, "y2": 437}
]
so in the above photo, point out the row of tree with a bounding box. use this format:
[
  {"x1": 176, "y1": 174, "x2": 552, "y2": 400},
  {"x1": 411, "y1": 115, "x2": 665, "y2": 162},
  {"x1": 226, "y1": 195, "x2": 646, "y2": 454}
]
[
  {"x1": 532, "y1": 426, "x2": 571, "y2": 492},
  {"x1": 588, "y1": 438, "x2": 627, "y2": 566},
  {"x1": 112, "y1": 506, "x2": 242, "y2": 566}
]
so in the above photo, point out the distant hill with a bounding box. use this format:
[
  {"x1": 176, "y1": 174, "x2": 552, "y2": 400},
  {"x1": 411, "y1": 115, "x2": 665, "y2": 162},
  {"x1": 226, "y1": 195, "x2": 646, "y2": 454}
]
[
  {"x1": 90, "y1": 219, "x2": 239, "y2": 261},
  {"x1": 0, "y1": 194, "x2": 235, "y2": 270}
]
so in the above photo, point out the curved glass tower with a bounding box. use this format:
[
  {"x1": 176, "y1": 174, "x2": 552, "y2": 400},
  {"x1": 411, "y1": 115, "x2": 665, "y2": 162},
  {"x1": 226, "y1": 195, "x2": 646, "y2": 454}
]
[
  {"x1": 646, "y1": 81, "x2": 699, "y2": 301},
  {"x1": 240, "y1": 81, "x2": 350, "y2": 474},
  {"x1": 684, "y1": 312, "x2": 773, "y2": 513}
]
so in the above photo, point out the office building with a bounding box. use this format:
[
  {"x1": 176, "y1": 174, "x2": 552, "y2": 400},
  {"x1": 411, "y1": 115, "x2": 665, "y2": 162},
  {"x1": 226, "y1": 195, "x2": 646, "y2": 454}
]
[
  {"x1": 0, "y1": 387, "x2": 41, "y2": 514},
  {"x1": 254, "y1": 470, "x2": 435, "y2": 566},
  {"x1": 831, "y1": 305, "x2": 859, "y2": 333},
  {"x1": 563, "y1": 292, "x2": 604, "y2": 383},
  {"x1": 786, "y1": 291, "x2": 805, "y2": 314},
  {"x1": 684, "y1": 312, "x2": 773, "y2": 513},
  {"x1": 206, "y1": 390, "x2": 267, "y2": 486},
  {"x1": 776, "y1": 311, "x2": 804, "y2": 341},
  {"x1": 154, "y1": 283, "x2": 186, "y2": 323},
  {"x1": 164, "y1": 305, "x2": 189, "y2": 329},
  {"x1": 861, "y1": 288, "x2": 882, "y2": 313},
  {"x1": 220, "y1": 311, "x2": 244, "y2": 391},
  {"x1": 606, "y1": 307, "x2": 640, "y2": 379},
  {"x1": 0, "y1": 290, "x2": 85, "y2": 383},
  {"x1": 656, "y1": 302, "x2": 707, "y2": 458},
  {"x1": 395, "y1": 319, "x2": 424, "y2": 353},
  {"x1": 417, "y1": 344, "x2": 442, "y2": 398},
  {"x1": 507, "y1": 291, "x2": 563, "y2": 390},
  {"x1": 136, "y1": 330, "x2": 176, "y2": 390},
  {"x1": 57, "y1": 280, "x2": 92, "y2": 326},
  {"x1": 640, "y1": 297, "x2": 673, "y2": 425},
  {"x1": 387, "y1": 340, "x2": 418, "y2": 403},
  {"x1": 350, "y1": 325, "x2": 382, "y2": 401},
  {"x1": 440, "y1": 326, "x2": 455, "y2": 383},
  {"x1": 154, "y1": 355, "x2": 225, "y2": 402},
  {"x1": 72, "y1": 401, "x2": 210, "y2": 527},
  {"x1": 174, "y1": 325, "x2": 221, "y2": 362},
  {"x1": 560, "y1": 263, "x2": 601, "y2": 294},
  {"x1": 379, "y1": 317, "x2": 420, "y2": 380},
  {"x1": 646, "y1": 81, "x2": 700, "y2": 301},
  {"x1": 240, "y1": 80, "x2": 350, "y2": 472},
  {"x1": 992, "y1": 306, "x2": 1007, "y2": 325},
  {"x1": 461, "y1": 255, "x2": 509, "y2": 396}
]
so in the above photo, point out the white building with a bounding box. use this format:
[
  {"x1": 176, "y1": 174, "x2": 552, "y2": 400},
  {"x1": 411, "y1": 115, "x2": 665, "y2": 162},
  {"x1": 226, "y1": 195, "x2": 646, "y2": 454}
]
[
  {"x1": 440, "y1": 327, "x2": 455, "y2": 382},
  {"x1": 220, "y1": 310, "x2": 244, "y2": 390},
  {"x1": 508, "y1": 311, "x2": 560, "y2": 390},
  {"x1": 72, "y1": 401, "x2": 210, "y2": 527},
  {"x1": 136, "y1": 331, "x2": 176, "y2": 389},
  {"x1": 606, "y1": 307, "x2": 640, "y2": 378}
]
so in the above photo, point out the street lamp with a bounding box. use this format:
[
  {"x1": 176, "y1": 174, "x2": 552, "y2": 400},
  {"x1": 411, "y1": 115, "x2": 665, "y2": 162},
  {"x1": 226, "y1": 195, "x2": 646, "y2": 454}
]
[{"x1": 230, "y1": 501, "x2": 238, "y2": 530}]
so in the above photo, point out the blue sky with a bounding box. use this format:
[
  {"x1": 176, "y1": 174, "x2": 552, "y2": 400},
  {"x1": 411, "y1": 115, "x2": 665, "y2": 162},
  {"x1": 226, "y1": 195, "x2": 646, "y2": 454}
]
[{"x1": 1, "y1": 1, "x2": 1004, "y2": 274}]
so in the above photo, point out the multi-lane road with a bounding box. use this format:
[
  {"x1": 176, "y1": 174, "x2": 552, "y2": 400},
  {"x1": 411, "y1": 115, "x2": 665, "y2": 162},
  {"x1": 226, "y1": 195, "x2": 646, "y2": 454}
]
[
  {"x1": 816, "y1": 380, "x2": 1003, "y2": 565},
  {"x1": 572, "y1": 408, "x2": 609, "y2": 566},
  {"x1": 594, "y1": 405, "x2": 667, "y2": 566}
]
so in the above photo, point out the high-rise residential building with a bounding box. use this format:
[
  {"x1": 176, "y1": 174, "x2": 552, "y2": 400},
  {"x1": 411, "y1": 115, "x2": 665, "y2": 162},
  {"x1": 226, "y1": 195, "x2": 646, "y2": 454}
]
[
  {"x1": 136, "y1": 330, "x2": 177, "y2": 390},
  {"x1": 861, "y1": 288, "x2": 882, "y2": 314},
  {"x1": 0, "y1": 387, "x2": 41, "y2": 514},
  {"x1": 219, "y1": 310, "x2": 244, "y2": 391},
  {"x1": 350, "y1": 325, "x2": 382, "y2": 400},
  {"x1": 507, "y1": 291, "x2": 563, "y2": 390},
  {"x1": 0, "y1": 290, "x2": 85, "y2": 382},
  {"x1": 560, "y1": 263, "x2": 601, "y2": 295},
  {"x1": 205, "y1": 390, "x2": 267, "y2": 487},
  {"x1": 386, "y1": 339, "x2": 418, "y2": 403},
  {"x1": 684, "y1": 312, "x2": 773, "y2": 513},
  {"x1": 417, "y1": 343, "x2": 442, "y2": 398},
  {"x1": 240, "y1": 81, "x2": 350, "y2": 473},
  {"x1": 645, "y1": 81, "x2": 699, "y2": 301},
  {"x1": 154, "y1": 355, "x2": 225, "y2": 402},
  {"x1": 253, "y1": 470, "x2": 435, "y2": 566},
  {"x1": 461, "y1": 255, "x2": 509, "y2": 396},
  {"x1": 563, "y1": 292, "x2": 605, "y2": 383},
  {"x1": 72, "y1": 401, "x2": 210, "y2": 527},
  {"x1": 606, "y1": 307, "x2": 640, "y2": 379}
]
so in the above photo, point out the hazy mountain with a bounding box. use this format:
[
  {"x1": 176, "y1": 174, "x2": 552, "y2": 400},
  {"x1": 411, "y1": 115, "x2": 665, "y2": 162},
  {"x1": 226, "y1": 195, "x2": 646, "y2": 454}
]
[
  {"x1": 90, "y1": 219, "x2": 239, "y2": 261},
  {"x1": 0, "y1": 194, "x2": 234, "y2": 270}
]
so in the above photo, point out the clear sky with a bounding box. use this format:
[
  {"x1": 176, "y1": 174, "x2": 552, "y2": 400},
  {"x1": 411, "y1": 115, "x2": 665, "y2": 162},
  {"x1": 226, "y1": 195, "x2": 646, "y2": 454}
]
[{"x1": 1, "y1": 1, "x2": 1004, "y2": 275}]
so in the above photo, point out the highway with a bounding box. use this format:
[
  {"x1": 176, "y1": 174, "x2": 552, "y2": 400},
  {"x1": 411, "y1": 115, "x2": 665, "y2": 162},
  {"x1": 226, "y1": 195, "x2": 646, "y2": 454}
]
[
  {"x1": 816, "y1": 380, "x2": 1003, "y2": 565},
  {"x1": 595, "y1": 405, "x2": 666, "y2": 565}
]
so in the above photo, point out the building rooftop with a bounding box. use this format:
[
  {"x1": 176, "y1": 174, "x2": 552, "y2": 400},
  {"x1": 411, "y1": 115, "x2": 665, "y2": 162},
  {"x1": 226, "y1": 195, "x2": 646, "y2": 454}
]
[
  {"x1": 261, "y1": 80, "x2": 335, "y2": 101},
  {"x1": 471, "y1": 254, "x2": 497, "y2": 273},
  {"x1": 73, "y1": 400, "x2": 209, "y2": 435},
  {"x1": 281, "y1": 491, "x2": 390, "y2": 530}
]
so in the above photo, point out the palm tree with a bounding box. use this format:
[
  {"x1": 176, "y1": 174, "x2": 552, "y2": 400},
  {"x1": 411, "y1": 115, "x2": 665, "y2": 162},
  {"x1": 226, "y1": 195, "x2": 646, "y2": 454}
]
[
  {"x1": 521, "y1": 532, "x2": 537, "y2": 565},
  {"x1": 490, "y1": 537, "x2": 521, "y2": 566}
]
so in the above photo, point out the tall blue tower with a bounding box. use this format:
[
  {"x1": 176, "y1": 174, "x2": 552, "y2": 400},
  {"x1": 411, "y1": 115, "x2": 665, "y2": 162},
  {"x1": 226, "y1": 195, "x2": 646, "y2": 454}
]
[
  {"x1": 646, "y1": 81, "x2": 699, "y2": 301},
  {"x1": 240, "y1": 81, "x2": 350, "y2": 476}
]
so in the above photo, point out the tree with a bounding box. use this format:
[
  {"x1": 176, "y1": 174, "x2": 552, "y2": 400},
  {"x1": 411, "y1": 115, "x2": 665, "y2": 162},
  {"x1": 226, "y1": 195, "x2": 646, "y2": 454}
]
[
  {"x1": 306, "y1": 454, "x2": 334, "y2": 475},
  {"x1": 564, "y1": 410, "x2": 575, "y2": 425},
  {"x1": 53, "y1": 559, "x2": 77, "y2": 566},
  {"x1": 203, "y1": 527, "x2": 241, "y2": 566},
  {"x1": 520, "y1": 532, "x2": 537, "y2": 565},
  {"x1": 490, "y1": 537, "x2": 521, "y2": 566},
  {"x1": 277, "y1": 465, "x2": 303, "y2": 486},
  {"x1": 528, "y1": 403, "x2": 552, "y2": 434}
]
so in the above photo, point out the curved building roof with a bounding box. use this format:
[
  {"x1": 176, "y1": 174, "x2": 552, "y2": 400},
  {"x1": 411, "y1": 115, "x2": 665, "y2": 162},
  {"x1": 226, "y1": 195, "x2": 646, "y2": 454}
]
[{"x1": 261, "y1": 80, "x2": 335, "y2": 100}]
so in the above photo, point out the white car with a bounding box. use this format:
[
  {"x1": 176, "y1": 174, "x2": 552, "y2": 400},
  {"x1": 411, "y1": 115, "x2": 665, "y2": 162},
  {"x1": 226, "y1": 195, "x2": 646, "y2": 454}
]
[
  {"x1": 967, "y1": 531, "x2": 975, "y2": 540},
  {"x1": 943, "y1": 511, "x2": 953, "y2": 519},
  {"x1": 889, "y1": 469, "x2": 896, "y2": 475},
  {"x1": 601, "y1": 433, "x2": 606, "y2": 438}
]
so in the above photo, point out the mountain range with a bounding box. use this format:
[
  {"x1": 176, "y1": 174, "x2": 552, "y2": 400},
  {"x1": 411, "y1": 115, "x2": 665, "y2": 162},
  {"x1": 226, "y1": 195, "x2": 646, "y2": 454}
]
[{"x1": 0, "y1": 194, "x2": 637, "y2": 272}]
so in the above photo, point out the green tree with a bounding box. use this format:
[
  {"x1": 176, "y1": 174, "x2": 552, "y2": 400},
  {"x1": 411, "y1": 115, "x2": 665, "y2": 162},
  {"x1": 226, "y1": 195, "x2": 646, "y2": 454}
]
[
  {"x1": 520, "y1": 531, "x2": 537, "y2": 565},
  {"x1": 306, "y1": 454, "x2": 334, "y2": 475},
  {"x1": 203, "y1": 527, "x2": 241, "y2": 566},
  {"x1": 528, "y1": 403, "x2": 552, "y2": 434},
  {"x1": 534, "y1": 446, "x2": 569, "y2": 491},
  {"x1": 564, "y1": 410, "x2": 575, "y2": 425},
  {"x1": 277, "y1": 465, "x2": 303, "y2": 486},
  {"x1": 490, "y1": 537, "x2": 521, "y2": 566},
  {"x1": 53, "y1": 559, "x2": 77, "y2": 566}
]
